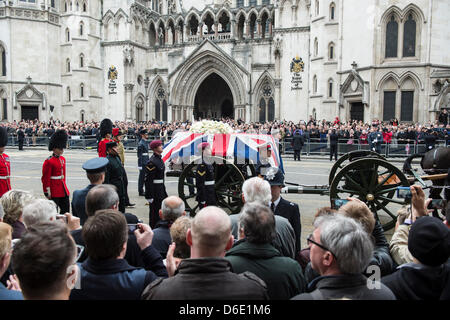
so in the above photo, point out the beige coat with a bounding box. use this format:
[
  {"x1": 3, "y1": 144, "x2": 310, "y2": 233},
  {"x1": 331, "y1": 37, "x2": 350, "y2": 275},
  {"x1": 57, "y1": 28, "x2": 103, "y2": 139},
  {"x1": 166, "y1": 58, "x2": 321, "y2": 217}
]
[{"x1": 389, "y1": 224, "x2": 414, "y2": 266}]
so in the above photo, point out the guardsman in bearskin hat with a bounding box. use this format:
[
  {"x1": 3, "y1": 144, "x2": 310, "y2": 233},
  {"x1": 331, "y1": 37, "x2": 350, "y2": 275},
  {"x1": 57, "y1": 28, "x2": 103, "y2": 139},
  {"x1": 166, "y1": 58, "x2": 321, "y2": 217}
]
[
  {"x1": 144, "y1": 139, "x2": 168, "y2": 228},
  {"x1": 0, "y1": 127, "x2": 12, "y2": 197},
  {"x1": 98, "y1": 118, "x2": 113, "y2": 157},
  {"x1": 196, "y1": 142, "x2": 216, "y2": 209},
  {"x1": 104, "y1": 141, "x2": 127, "y2": 213},
  {"x1": 42, "y1": 129, "x2": 70, "y2": 213}
]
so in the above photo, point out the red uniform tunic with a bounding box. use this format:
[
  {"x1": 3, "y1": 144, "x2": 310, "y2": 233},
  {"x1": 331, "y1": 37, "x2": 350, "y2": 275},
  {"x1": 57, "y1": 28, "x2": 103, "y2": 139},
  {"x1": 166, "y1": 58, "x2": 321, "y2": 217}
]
[
  {"x1": 98, "y1": 138, "x2": 113, "y2": 158},
  {"x1": 41, "y1": 155, "x2": 69, "y2": 198},
  {"x1": 0, "y1": 153, "x2": 11, "y2": 197}
]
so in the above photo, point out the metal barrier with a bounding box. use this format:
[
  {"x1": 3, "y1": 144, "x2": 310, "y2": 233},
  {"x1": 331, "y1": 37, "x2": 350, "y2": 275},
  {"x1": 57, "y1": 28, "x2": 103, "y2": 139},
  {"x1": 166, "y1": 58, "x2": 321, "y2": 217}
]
[{"x1": 6, "y1": 135, "x2": 448, "y2": 159}]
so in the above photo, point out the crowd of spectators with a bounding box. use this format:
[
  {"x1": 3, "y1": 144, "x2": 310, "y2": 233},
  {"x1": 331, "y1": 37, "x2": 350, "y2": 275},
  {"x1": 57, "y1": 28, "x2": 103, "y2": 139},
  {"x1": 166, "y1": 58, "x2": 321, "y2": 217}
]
[
  {"x1": 0, "y1": 165, "x2": 448, "y2": 300},
  {"x1": 2, "y1": 111, "x2": 450, "y2": 147}
]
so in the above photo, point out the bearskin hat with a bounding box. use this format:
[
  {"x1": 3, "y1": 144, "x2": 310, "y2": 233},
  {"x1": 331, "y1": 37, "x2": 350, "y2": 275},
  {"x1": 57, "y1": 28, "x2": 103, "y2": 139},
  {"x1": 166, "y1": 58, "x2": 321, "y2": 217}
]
[
  {"x1": 100, "y1": 118, "x2": 113, "y2": 138},
  {"x1": 48, "y1": 129, "x2": 68, "y2": 151},
  {"x1": 0, "y1": 127, "x2": 8, "y2": 148}
]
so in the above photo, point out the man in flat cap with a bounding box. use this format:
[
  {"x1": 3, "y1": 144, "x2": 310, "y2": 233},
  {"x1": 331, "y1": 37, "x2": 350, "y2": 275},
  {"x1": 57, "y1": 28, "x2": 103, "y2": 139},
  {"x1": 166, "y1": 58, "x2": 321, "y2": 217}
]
[
  {"x1": 42, "y1": 129, "x2": 70, "y2": 214},
  {"x1": 104, "y1": 141, "x2": 126, "y2": 213},
  {"x1": 137, "y1": 129, "x2": 150, "y2": 196},
  {"x1": 71, "y1": 157, "x2": 109, "y2": 225},
  {"x1": 144, "y1": 140, "x2": 168, "y2": 228},
  {"x1": 196, "y1": 142, "x2": 216, "y2": 209},
  {"x1": 0, "y1": 127, "x2": 12, "y2": 198}
]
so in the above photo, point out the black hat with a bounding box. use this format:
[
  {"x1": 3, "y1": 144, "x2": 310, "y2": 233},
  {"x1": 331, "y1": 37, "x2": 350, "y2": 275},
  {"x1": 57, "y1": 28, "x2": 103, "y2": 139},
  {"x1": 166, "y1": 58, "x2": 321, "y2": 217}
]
[
  {"x1": 48, "y1": 130, "x2": 68, "y2": 151},
  {"x1": 106, "y1": 141, "x2": 117, "y2": 149},
  {"x1": 82, "y1": 157, "x2": 109, "y2": 174},
  {"x1": 0, "y1": 126, "x2": 8, "y2": 148},
  {"x1": 264, "y1": 167, "x2": 285, "y2": 186},
  {"x1": 408, "y1": 216, "x2": 450, "y2": 267},
  {"x1": 100, "y1": 119, "x2": 113, "y2": 138}
]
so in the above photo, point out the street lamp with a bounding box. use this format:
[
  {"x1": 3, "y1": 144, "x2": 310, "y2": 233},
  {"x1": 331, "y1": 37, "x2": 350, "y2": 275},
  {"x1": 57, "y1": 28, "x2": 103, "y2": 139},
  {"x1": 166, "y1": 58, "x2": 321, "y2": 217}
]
[{"x1": 144, "y1": 76, "x2": 150, "y2": 121}]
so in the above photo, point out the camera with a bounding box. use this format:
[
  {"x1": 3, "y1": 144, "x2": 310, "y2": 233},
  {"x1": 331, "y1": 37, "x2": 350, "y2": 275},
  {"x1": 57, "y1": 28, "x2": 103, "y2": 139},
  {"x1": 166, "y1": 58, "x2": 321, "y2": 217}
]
[
  {"x1": 333, "y1": 199, "x2": 349, "y2": 209},
  {"x1": 396, "y1": 187, "x2": 412, "y2": 199},
  {"x1": 427, "y1": 199, "x2": 445, "y2": 210},
  {"x1": 128, "y1": 224, "x2": 139, "y2": 233},
  {"x1": 56, "y1": 214, "x2": 68, "y2": 223}
]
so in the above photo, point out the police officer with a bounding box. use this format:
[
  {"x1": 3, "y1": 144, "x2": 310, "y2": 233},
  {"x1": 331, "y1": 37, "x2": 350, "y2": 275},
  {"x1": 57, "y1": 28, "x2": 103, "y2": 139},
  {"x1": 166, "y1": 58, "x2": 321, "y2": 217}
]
[
  {"x1": 97, "y1": 118, "x2": 113, "y2": 158},
  {"x1": 17, "y1": 126, "x2": 25, "y2": 151},
  {"x1": 144, "y1": 140, "x2": 168, "y2": 229},
  {"x1": 368, "y1": 126, "x2": 384, "y2": 154},
  {"x1": 104, "y1": 141, "x2": 126, "y2": 213},
  {"x1": 292, "y1": 129, "x2": 304, "y2": 161},
  {"x1": 255, "y1": 143, "x2": 272, "y2": 178},
  {"x1": 137, "y1": 129, "x2": 150, "y2": 196},
  {"x1": 42, "y1": 129, "x2": 70, "y2": 213},
  {"x1": 0, "y1": 127, "x2": 11, "y2": 198},
  {"x1": 328, "y1": 129, "x2": 339, "y2": 161},
  {"x1": 196, "y1": 142, "x2": 216, "y2": 208},
  {"x1": 72, "y1": 157, "x2": 109, "y2": 225}
]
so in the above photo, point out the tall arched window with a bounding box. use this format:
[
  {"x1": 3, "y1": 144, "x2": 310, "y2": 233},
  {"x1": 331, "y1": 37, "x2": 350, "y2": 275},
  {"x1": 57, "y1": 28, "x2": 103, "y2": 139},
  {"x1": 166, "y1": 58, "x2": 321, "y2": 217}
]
[
  {"x1": 403, "y1": 14, "x2": 416, "y2": 57},
  {"x1": 314, "y1": 38, "x2": 318, "y2": 56},
  {"x1": 76, "y1": 1, "x2": 79, "y2": 11},
  {"x1": 79, "y1": 22, "x2": 84, "y2": 36},
  {"x1": 259, "y1": 98, "x2": 266, "y2": 122},
  {"x1": 330, "y1": 2, "x2": 336, "y2": 20},
  {"x1": 70, "y1": 1, "x2": 73, "y2": 11},
  {"x1": 79, "y1": 54, "x2": 84, "y2": 68},
  {"x1": 313, "y1": 75, "x2": 318, "y2": 94},
  {"x1": 0, "y1": 46, "x2": 5, "y2": 77},
  {"x1": 315, "y1": 0, "x2": 320, "y2": 16},
  {"x1": 237, "y1": 14, "x2": 245, "y2": 40},
  {"x1": 155, "y1": 100, "x2": 160, "y2": 120},
  {"x1": 385, "y1": 15, "x2": 398, "y2": 58},
  {"x1": 67, "y1": 87, "x2": 71, "y2": 102},
  {"x1": 328, "y1": 79, "x2": 334, "y2": 98},
  {"x1": 259, "y1": 80, "x2": 274, "y2": 122},
  {"x1": 249, "y1": 13, "x2": 257, "y2": 39},
  {"x1": 328, "y1": 42, "x2": 335, "y2": 60},
  {"x1": 80, "y1": 83, "x2": 84, "y2": 98},
  {"x1": 64, "y1": 1, "x2": 67, "y2": 12},
  {"x1": 82, "y1": 1, "x2": 87, "y2": 12},
  {"x1": 51, "y1": 0, "x2": 55, "y2": 8},
  {"x1": 66, "y1": 59, "x2": 71, "y2": 73},
  {"x1": 66, "y1": 28, "x2": 70, "y2": 42}
]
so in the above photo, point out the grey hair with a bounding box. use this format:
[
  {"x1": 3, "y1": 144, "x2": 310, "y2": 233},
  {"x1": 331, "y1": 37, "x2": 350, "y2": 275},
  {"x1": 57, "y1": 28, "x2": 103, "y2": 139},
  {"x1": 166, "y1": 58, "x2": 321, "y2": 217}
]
[
  {"x1": 22, "y1": 199, "x2": 58, "y2": 228},
  {"x1": 238, "y1": 202, "x2": 276, "y2": 244},
  {"x1": 161, "y1": 198, "x2": 185, "y2": 223},
  {"x1": 1, "y1": 190, "x2": 36, "y2": 225},
  {"x1": 85, "y1": 184, "x2": 119, "y2": 217},
  {"x1": 0, "y1": 203, "x2": 4, "y2": 220},
  {"x1": 314, "y1": 215, "x2": 374, "y2": 274},
  {"x1": 242, "y1": 177, "x2": 271, "y2": 204}
]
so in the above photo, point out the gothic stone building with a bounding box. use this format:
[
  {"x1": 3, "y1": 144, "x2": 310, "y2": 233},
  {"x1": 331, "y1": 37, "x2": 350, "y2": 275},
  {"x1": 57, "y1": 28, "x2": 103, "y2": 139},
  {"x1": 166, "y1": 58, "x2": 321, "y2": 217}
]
[{"x1": 0, "y1": 0, "x2": 449, "y2": 123}]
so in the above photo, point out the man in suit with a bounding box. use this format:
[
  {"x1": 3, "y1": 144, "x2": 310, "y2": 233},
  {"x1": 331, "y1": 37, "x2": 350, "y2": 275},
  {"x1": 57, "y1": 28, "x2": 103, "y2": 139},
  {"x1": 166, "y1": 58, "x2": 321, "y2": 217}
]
[
  {"x1": 265, "y1": 167, "x2": 302, "y2": 254},
  {"x1": 71, "y1": 157, "x2": 109, "y2": 225},
  {"x1": 292, "y1": 129, "x2": 304, "y2": 161},
  {"x1": 17, "y1": 127, "x2": 25, "y2": 151},
  {"x1": 328, "y1": 129, "x2": 339, "y2": 161}
]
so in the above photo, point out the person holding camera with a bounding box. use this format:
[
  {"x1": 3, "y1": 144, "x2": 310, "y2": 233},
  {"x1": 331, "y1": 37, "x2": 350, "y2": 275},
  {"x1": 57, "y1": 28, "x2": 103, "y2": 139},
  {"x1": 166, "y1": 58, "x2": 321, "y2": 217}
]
[{"x1": 70, "y1": 210, "x2": 168, "y2": 300}]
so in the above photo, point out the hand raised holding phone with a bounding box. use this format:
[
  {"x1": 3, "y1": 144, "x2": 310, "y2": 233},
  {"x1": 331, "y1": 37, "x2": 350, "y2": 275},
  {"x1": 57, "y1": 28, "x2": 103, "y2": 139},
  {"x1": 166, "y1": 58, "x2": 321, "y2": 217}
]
[{"x1": 134, "y1": 223, "x2": 154, "y2": 251}]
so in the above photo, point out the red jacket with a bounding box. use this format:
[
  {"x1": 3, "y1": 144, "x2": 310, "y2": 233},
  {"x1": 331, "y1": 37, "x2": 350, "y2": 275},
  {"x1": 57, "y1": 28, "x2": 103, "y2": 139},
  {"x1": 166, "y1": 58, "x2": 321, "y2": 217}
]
[
  {"x1": 0, "y1": 153, "x2": 11, "y2": 197},
  {"x1": 42, "y1": 155, "x2": 69, "y2": 198},
  {"x1": 98, "y1": 138, "x2": 113, "y2": 158},
  {"x1": 383, "y1": 131, "x2": 393, "y2": 144}
]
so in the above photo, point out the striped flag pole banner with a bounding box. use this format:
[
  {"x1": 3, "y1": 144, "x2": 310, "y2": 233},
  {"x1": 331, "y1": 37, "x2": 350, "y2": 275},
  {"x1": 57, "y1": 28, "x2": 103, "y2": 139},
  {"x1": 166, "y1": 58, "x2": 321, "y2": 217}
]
[{"x1": 162, "y1": 132, "x2": 284, "y2": 173}]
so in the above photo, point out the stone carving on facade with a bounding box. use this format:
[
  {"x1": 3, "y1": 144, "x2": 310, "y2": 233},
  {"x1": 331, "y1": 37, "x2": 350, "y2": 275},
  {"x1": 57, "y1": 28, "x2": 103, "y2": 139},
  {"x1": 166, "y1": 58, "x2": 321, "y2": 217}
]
[
  {"x1": 274, "y1": 34, "x2": 283, "y2": 57},
  {"x1": 123, "y1": 45, "x2": 135, "y2": 65},
  {"x1": 167, "y1": 0, "x2": 176, "y2": 14}
]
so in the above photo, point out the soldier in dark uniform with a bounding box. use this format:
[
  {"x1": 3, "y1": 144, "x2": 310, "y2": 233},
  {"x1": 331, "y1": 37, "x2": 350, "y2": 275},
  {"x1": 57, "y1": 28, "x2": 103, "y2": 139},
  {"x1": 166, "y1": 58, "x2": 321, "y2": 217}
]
[
  {"x1": 104, "y1": 141, "x2": 126, "y2": 213},
  {"x1": 255, "y1": 144, "x2": 272, "y2": 178},
  {"x1": 145, "y1": 140, "x2": 168, "y2": 229},
  {"x1": 196, "y1": 142, "x2": 216, "y2": 209},
  {"x1": 137, "y1": 129, "x2": 150, "y2": 196},
  {"x1": 265, "y1": 167, "x2": 302, "y2": 255}
]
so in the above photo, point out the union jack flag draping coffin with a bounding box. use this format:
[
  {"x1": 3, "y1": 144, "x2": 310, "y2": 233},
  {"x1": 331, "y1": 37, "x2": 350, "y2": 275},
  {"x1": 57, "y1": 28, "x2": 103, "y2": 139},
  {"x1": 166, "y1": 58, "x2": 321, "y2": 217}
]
[{"x1": 162, "y1": 132, "x2": 284, "y2": 172}]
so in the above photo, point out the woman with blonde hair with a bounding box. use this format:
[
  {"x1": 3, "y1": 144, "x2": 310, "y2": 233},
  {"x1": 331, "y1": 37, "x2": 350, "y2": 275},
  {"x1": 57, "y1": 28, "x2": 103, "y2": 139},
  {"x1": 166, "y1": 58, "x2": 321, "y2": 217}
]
[{"x1": 1, "y1": 190, "x2": 35, "y2": 239}]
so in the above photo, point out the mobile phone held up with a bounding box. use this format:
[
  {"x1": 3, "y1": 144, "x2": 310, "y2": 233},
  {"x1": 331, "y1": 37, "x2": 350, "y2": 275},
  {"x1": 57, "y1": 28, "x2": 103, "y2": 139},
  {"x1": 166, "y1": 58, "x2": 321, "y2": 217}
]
[
  {"x1": 396, "y1": 187, "x2": 412, "y2": 199},
  {"x1": 427, "y1": 199, "x2": 445, "y2": 210},
  {"x1": 56, "y1": 214, "x2": 68, "y2": 223},
  {"x1": 128, "y1": 224, "x2": 138, "y2": 234},
  {"x1": 333, "y1": 199, "x2": 349, "y2": 209}
]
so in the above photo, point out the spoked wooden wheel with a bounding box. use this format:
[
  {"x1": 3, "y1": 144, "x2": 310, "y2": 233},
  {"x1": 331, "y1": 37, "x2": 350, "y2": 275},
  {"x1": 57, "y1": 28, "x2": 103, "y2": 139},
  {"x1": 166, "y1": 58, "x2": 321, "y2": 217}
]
[
  {"x1": 329, "y1": 150, "x2": 385, "y2": 185},
  {"x1": 329, "y1": 158, "x2": 410, "y2": 231},
  {"x1": 178, "y1": 157, "x2": 246, "y2": 216}
]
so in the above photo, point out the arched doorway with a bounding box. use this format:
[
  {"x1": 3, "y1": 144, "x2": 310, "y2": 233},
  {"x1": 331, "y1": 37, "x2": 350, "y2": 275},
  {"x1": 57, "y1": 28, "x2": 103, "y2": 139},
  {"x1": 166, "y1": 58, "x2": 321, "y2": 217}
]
[{"x1": 194, "y1": 73, "x2": 234, "y2": 119}]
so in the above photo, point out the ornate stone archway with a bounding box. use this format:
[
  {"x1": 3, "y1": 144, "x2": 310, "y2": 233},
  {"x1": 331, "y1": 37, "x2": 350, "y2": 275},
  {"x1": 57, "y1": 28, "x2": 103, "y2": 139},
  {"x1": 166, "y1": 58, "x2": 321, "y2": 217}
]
[{"x1": 169, "y1": 40, "x2": 249, "y2": 121}]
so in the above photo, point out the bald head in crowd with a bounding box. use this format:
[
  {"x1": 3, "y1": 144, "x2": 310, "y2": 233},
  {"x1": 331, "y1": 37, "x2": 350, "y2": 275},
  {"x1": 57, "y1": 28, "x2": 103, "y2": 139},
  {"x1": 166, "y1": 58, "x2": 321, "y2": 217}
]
[{"x1": 187, "y1": 206, "x2": 234, "y2": 258}]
